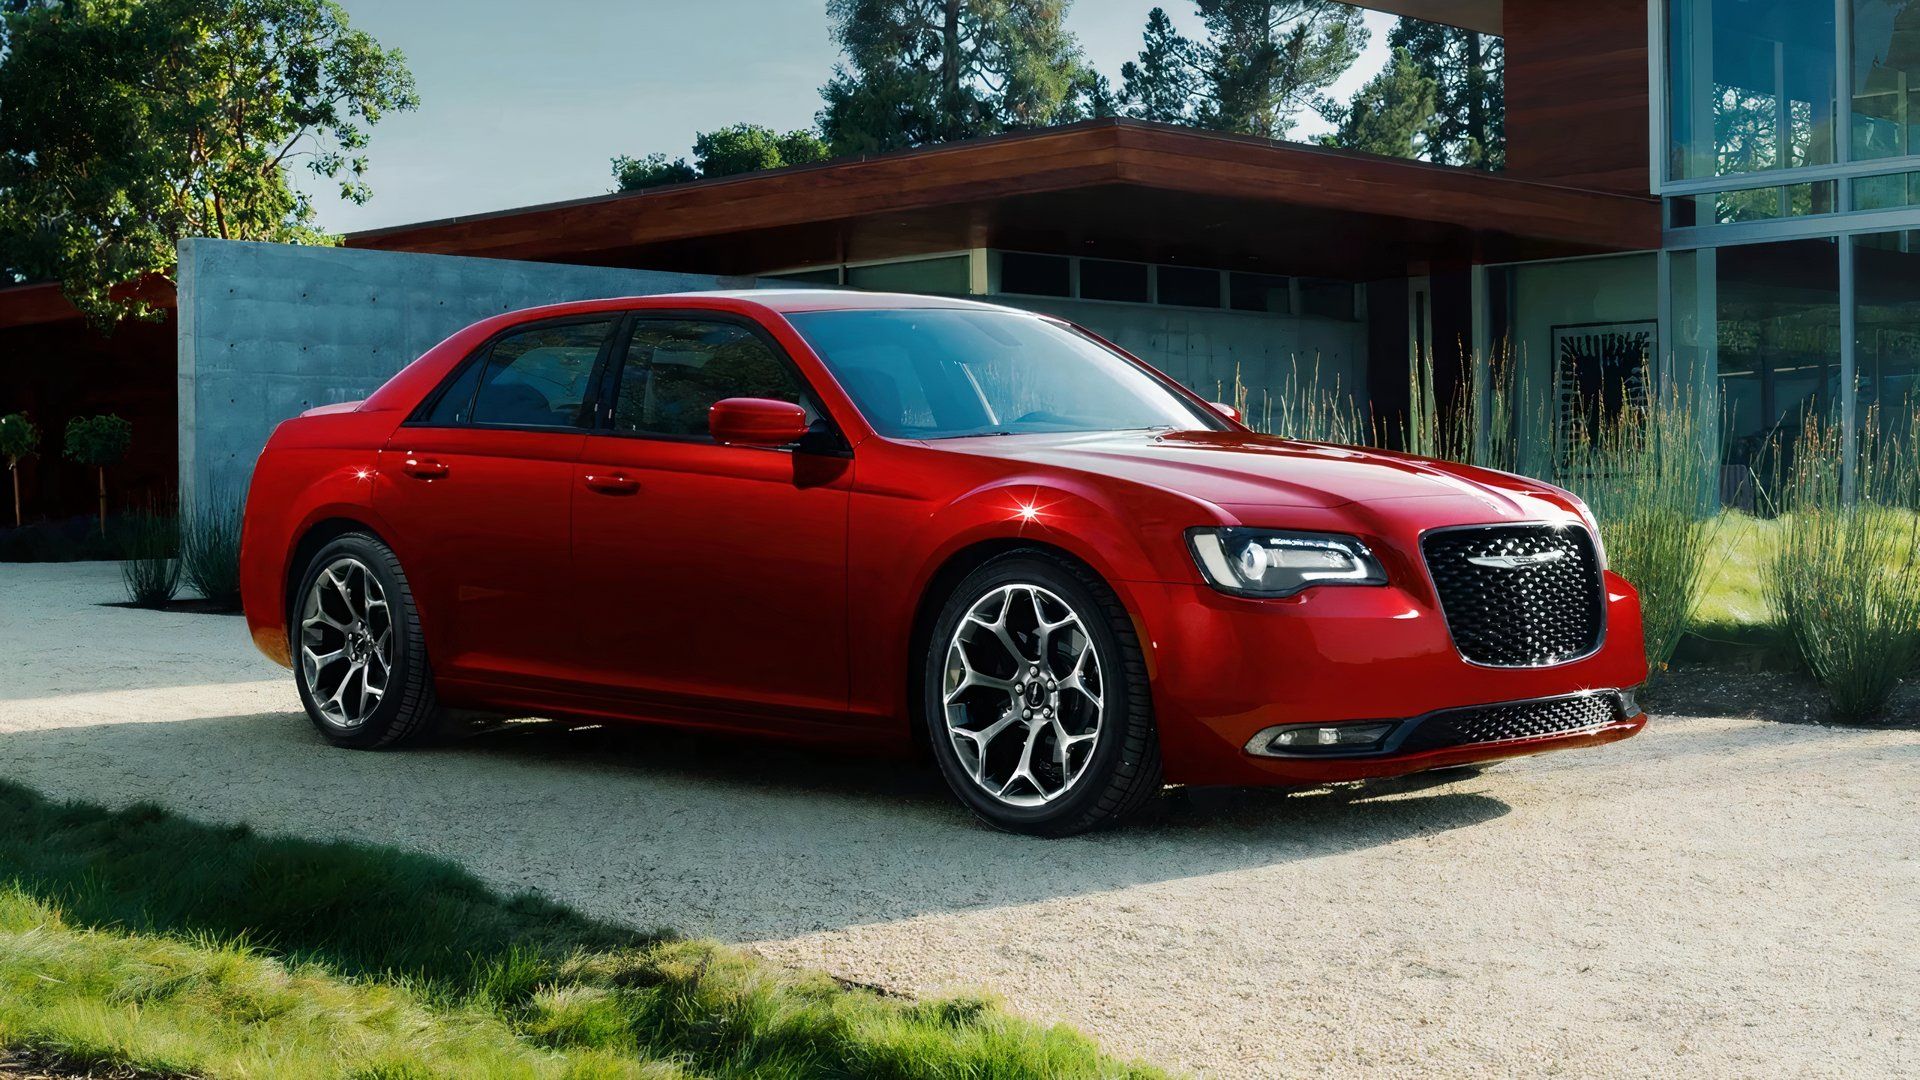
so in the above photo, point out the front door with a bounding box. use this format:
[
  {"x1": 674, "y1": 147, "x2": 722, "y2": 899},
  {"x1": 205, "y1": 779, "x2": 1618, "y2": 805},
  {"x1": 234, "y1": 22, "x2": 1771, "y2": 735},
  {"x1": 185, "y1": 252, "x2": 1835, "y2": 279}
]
[
  {"x1": 374, "y1": 315, "x2": 616, "y2": 685},
  {"x1": 571, "y1": 315, "x2": 852, "y2": 721}
]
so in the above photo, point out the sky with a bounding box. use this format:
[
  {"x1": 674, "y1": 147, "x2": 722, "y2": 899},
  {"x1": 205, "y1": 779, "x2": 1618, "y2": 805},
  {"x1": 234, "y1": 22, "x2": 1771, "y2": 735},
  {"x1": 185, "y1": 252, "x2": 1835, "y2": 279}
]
[{"x1": 297, "y1": 1, "x2": 1394, "y2": 235}]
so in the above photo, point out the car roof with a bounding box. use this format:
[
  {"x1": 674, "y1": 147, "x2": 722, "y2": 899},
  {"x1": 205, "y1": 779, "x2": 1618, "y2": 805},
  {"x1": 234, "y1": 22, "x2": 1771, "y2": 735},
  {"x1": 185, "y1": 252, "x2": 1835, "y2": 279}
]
[{"x1": 493, "y1": 288, "x2": 1035, "y2": 324}]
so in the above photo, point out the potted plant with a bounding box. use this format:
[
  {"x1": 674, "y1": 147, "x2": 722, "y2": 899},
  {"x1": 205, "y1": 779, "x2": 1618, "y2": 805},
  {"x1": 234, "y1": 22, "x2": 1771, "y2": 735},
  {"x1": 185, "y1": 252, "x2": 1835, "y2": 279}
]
[
  {"x1": 63, "y1": 414, "x2": 133, "y2": 536},
  {"x1": 0, "y1": 412, "x2": 37, "y2": 528}
]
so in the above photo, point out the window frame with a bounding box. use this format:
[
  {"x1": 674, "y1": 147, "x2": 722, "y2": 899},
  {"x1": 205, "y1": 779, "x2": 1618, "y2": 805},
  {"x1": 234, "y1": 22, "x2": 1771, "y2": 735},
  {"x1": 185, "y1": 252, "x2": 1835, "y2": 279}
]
[
  {"x1": 405, "y1": 313, "x2": 625, "y2": 434},
  {"x1": 589, "y1": 309, "x2": 849, "y2": 454}
]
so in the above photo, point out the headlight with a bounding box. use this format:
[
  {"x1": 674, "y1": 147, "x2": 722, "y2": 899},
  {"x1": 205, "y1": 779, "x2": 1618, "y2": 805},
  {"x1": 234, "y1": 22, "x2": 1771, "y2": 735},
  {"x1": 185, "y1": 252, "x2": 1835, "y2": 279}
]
[{"x1": 1187, "y1": 528, "x2": 1388, "y2": 598}]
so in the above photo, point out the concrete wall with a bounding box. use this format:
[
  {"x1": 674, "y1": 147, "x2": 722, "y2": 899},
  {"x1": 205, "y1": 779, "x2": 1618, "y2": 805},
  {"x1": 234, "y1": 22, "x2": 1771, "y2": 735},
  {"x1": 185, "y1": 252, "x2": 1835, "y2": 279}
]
[
  {"x1": 176, "y1": 238, "x2": 757, "y2": 502},
  {"x1": 992, "y1": 295, "x2": 1369, "y2": 432}
]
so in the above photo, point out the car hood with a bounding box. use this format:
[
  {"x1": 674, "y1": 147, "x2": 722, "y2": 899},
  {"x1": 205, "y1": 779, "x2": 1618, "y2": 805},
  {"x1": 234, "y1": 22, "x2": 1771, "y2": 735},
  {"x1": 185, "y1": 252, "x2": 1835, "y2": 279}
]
[{"x1": 934, "y1": 429, "x2": 1575, "y2": 516}]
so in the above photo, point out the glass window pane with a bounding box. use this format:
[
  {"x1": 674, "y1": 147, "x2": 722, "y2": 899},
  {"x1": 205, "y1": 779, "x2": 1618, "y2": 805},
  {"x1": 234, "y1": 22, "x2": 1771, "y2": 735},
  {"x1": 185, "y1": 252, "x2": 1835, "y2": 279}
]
[
  {"x1": 1854, "y1": 230, "x2": 1920, "y2": 444},
  {"x1": 1229, "y1": 272, "x2": 1291, "y2": 314},
  {"x1": 469, "y1": 320, "x2": 611, "y2": 428},
  {"x1": 1154, "y1": 265, "x2": 1221, "y2": 308},
  {"x1": 423, "y1": 352, "x2": 487, "y2": 425},
  {"x1": 1079, "y1": 259, "x2": 1149, "y2": 303},
  {"x1": 785, "y1": 309, "x2": 1218, "y2": 439},
  {"x1": 1668, "y1": 181, "x2": 1837, "y2": 226},
  {"x1": 1852, "y1": 1, "x2": 1920, "y2": 161},
  {"x1": 1853, "y1": 169, "x2": 1920, "y2": 207},
  {"x1": 997, "y1": 252, "x2": 1071, "y2": 297},
  {"x1": 846, "y1": 256, "x2": 969, "y2": 295},
  {"x1": 1299, "y1": 279, "x2": 1356, "y2": 321},
  {"x1": 1692, "y1": 239, "x2": 1842, "y2": 507},
  {"x1": 612, "y1": 320, "x2": 805, "y2": 438},
  {"x1": 1668, "y1": 0, "x2": 1836, "y2": 180}
]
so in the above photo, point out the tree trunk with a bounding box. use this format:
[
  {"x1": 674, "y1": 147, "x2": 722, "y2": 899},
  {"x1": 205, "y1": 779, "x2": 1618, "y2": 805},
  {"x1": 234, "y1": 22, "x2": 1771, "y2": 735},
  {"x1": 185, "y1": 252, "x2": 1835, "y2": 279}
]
[
  {"x1": 941, "y1": 0, "x2": 962, "y2": 134},
  {"x1": 1465, "y1": 31, "x2": 1486, "y2": 166},
  {"x1": 9, "y1": 464, "x2": 18, "y2": 529},
  {"x1": 97, "y1": 466, "x2": 107, "y2": 537}
]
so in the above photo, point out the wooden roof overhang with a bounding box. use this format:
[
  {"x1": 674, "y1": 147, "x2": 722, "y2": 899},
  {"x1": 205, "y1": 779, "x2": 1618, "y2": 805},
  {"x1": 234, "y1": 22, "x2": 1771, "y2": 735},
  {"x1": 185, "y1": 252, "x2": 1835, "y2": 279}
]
[{"x1": 348, "y1": 118, "x2": 1658, "y2": 284}]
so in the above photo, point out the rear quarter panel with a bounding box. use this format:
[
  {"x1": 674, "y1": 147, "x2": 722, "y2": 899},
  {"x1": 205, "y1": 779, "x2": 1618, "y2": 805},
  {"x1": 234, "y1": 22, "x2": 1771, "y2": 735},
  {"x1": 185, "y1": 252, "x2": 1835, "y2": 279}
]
[{"x1": 240, "y1": 408, "x2": 408, "y2": 667}]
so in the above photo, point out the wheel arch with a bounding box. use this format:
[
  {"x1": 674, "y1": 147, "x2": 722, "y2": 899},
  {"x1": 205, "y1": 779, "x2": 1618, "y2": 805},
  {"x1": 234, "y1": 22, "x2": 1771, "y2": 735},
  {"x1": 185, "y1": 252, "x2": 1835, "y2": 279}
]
[
  {"x1": 905, "y1": 537, "x2": 1135, "y2": 750},
  {"x1": 284, "y1": 516, "x2": 395, "y2": 632}
]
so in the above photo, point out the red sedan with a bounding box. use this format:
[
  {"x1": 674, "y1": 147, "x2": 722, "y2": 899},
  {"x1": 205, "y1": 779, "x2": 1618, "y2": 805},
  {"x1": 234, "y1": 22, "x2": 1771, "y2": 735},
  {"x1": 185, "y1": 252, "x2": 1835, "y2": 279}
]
[{"x1": 240, "y1": 291, "x2": 1648, "y2": 836}]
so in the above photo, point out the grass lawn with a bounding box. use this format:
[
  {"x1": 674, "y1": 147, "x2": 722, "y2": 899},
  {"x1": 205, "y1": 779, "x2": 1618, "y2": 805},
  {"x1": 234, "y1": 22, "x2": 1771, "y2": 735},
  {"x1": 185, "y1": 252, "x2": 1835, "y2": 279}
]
[
  {"x1": 0, "y1": 782, "x2": 1162, "y2": 1079},
  {"x1": 1689, "y1": 513, "x2": 1782, "y2": 641}
]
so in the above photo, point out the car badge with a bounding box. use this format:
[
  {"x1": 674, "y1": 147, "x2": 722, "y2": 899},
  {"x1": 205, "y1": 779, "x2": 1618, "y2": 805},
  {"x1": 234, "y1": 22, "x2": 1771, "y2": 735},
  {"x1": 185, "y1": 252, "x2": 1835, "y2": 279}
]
[{"x1": 1467, "y1": 550, "x2": 1567, "y2": 570}]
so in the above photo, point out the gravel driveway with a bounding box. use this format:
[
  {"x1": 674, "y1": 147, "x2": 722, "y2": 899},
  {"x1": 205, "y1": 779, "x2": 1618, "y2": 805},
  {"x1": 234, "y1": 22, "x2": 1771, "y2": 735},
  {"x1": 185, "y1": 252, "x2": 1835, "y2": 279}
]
[{"x1": 3, "y1": 561, "x2": 1917, "y2": 1077}]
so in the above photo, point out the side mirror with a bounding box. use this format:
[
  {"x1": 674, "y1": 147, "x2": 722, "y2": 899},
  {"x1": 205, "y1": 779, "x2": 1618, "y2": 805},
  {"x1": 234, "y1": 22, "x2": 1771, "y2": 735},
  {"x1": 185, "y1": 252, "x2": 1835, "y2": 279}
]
[
  {"x1": 710, "y1": 397, "x2": 810, "y2": 447},
  {"x1": 1209, "y1": 401, "x2": 1244, "y2": 424}
]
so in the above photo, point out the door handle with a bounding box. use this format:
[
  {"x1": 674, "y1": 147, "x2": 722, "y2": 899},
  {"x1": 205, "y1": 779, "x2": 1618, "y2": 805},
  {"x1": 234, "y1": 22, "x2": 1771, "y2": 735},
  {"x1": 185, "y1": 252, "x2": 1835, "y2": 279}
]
[
  {"x1": 402, "y1": 457, "x2": 449, "y2": 481},
  {"x1": 583, "y1": 473, "x2": 640, "y2": 496}
]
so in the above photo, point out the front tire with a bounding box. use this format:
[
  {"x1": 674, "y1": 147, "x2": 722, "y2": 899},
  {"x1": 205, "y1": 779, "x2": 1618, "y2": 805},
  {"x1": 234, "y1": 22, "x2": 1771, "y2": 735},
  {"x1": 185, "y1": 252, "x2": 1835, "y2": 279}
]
[
  {"x1": 922, "y1": 551, "x2": 1162, "y2": 836},
  {"x1": 292, "y1": 533, "x2": 441, "y2": 749}
]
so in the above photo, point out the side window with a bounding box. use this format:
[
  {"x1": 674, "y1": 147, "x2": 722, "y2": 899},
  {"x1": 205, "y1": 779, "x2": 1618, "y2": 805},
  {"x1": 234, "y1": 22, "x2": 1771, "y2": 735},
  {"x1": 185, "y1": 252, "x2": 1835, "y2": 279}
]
[
  {"x1": 611, "y1": 319, "x2": 809, "y2": 438},
  {"x1": 429, "y1": 319, "x2": 612, "y2": 428}
]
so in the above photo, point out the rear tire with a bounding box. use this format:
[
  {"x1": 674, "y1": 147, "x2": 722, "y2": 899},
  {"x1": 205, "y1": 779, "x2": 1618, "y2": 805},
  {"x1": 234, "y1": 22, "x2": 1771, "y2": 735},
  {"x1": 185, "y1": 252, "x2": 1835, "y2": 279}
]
[
  {"x1": 922, "y1": 551, "x2": 1161, "y2": 837},
  {"x1": 291, "y1": 533, "x2": 442, "y2": 750}
]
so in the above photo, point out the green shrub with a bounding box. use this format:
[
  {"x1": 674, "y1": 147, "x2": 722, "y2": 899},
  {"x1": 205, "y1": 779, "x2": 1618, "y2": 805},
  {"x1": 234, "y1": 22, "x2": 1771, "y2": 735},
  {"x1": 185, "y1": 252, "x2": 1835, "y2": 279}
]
[
  {"x1": 1564, "y1": 386, "x2": 1722, "y2": 678},
  {"x1": 181, "y1": 491, "x2": 243, "y2": 609},
  {"x1": 1765, "y1": 413, "x2": 1920, "y2": 722},
  {"x1": 62, "y1": 413, "x2": 133, "y2": 533},
  {"x1": 118, "y1": 505, "x2": 180, "y2": 608},
  {"x1": 0, "y1": 411, "x2": 38, "y2": 528}
]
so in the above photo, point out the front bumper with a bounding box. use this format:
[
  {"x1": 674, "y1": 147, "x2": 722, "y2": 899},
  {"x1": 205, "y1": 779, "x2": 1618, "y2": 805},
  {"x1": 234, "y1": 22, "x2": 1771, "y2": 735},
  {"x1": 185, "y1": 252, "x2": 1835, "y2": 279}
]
[{"x1": 1118, "y1": 570, "x2": 1651, "y2": 786}]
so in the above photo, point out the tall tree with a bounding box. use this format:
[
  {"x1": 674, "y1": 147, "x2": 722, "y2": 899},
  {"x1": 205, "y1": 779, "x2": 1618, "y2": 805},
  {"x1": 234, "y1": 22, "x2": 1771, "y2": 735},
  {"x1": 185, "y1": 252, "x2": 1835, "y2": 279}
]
[
  {"x1": 0, "y1": 0, "x2": 417, "y2": 325},
  {"x1": 1327, "y1": 47, "x2": 1436, "y2": 158},
  {"x1": 1120, "y1": 7, "x2": 1200, "y2": 123},
  {"x1": 1389, "y1": 18, "x2": 1504, "y2": 168},
  {"x1": 818, "y1": 0, "x2": 1089, "y2": 155},
  {"x1": 693, "y1": 124, "x2": 831, "y2": 177},
  {"x1": 1191, "y1": 0, "x2": 1367, "y2": 140},
  {"x1": 611, "y1": 124, "x2": 832, "y2": 193}
]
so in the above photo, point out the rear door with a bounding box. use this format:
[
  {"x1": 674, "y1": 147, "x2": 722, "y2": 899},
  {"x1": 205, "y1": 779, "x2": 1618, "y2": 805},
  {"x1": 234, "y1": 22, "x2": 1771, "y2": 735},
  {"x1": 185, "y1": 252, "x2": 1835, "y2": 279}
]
[
  {"x1": 570, "y1": 313, "x2": 852, "y2": 720},
  {"x1": 374, "y1": 315, "x2": 618, "y2": 686}
]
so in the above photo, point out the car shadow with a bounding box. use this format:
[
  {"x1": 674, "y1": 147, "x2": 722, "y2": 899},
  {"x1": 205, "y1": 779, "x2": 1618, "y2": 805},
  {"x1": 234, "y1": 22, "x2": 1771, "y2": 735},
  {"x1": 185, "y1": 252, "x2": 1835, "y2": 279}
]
[{"x1": 0, "y1": 709, "x2": 1512, "y2": 942}]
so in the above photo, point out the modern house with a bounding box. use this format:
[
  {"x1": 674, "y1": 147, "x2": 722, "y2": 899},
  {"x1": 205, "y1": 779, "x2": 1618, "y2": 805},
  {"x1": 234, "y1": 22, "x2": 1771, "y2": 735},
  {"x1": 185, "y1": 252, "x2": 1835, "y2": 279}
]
[{"x1": 2, "y1": 0, "x2": 1915, "y2": 516}]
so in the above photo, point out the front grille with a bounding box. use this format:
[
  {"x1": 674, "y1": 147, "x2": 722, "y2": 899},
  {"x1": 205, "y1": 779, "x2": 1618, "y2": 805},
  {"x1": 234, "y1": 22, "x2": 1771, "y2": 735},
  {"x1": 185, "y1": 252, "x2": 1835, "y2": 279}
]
[
  {"x1": 1399, "y1": 693, "x2": 1622, "y2": 754},
  {"x1": 1422, "y1": 524, "x2": 1605, "y2": 667}
]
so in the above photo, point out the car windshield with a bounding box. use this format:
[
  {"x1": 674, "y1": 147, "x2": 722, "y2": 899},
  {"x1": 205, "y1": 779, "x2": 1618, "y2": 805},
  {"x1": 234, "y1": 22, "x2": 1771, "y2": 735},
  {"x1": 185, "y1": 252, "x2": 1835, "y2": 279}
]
[{"x1": 784, "y1": 307, "x2": 1225, "y2": 439}]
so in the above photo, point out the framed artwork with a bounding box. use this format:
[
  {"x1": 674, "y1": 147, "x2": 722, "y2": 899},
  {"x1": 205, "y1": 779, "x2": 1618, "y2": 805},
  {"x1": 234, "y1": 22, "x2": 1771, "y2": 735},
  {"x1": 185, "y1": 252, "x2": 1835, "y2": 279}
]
[{"x1": 1552, "y1": 320, "x2": 1656, "y2": 443}]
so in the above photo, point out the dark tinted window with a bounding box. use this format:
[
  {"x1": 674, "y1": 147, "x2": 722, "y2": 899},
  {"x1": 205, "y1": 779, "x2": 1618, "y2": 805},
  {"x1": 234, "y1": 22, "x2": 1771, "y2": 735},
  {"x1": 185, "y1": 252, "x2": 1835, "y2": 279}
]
[
  {"x1": 999, "y1": 252, "x2": 1071, "y2": 297},
  {"x1": 454, "y1": 320, "x2": 612, "y2": 428},
  {"x1": 1300, "y1": 279, "x2": 1357, "y2": 321},
  {"x1": 1229, "y1": 272, "x2": 1291, "y2": 314},
  {"x1": 1156, "y1": 265, "x2": 1222, "y2": 308},
  {"x1": 1079, "y1": 259, "x2": 1149, "y2": 302},
  {"x1": 422, "y1": 352, "x2": 486, "y2": 425},
  {"x1": 611, "y1": 319, "x2": 807, "y2": 438}
]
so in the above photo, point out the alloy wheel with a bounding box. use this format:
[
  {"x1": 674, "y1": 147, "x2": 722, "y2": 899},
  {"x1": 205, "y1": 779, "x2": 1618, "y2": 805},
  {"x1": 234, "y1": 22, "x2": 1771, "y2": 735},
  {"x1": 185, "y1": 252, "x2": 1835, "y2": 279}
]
[
  {"x1": 943, "y1": 583, "x2": 1105, "y2": 807},
  {"x1": 300, "y1": 557, "x2": 392, "y2": 729}
]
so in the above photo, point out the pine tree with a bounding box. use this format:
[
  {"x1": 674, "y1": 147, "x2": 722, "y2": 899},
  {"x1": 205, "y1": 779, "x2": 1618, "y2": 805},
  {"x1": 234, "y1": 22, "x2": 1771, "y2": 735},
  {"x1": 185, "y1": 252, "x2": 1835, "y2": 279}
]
[
  {"x1": 1191, "y1": 0, "x2": 1367, "y2": 140},
  {"x1": 1388, "y1": 18, "x2": 1504, "y2": 168},
  {"x1": 1329, "y1": 47, "x2": 1437, "y2": 159},
  {"x1": 1120, "y1": 8, "x2": 1200, "y2": 123},
  {"x1": 818, "y1": 0, "x2": 1089, "y2": 155}
]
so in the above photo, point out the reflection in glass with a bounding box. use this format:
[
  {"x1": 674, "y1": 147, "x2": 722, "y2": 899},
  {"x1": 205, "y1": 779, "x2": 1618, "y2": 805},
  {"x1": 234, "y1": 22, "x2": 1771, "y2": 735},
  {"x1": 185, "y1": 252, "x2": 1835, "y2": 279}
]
[
  {"x1": 1853, "y1": 0, "x2": 1920, "y2": 161},
  {"x1": 1711, "y1": 239, "x2": 1842, "y2": 506},
  {"x1": 1853, "y1": 169, "x2": 1920, "y2": 208},
  {"x1": 1667, "y1": 181, "x2": 1837, "y2": 226},
  {"x1": 1854, "y1": 231, "x2": 1920, "y2": 447},
  {"x1": 1668, "y1": 0, "x2": 1836, "y2": 180}
]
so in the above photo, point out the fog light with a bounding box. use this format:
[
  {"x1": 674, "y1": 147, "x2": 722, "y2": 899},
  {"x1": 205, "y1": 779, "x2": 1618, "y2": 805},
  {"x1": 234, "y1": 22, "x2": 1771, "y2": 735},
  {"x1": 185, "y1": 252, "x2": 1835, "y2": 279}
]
[{"x1": 1252, "y1": 722, "x2": 1395, "y2": 756}]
